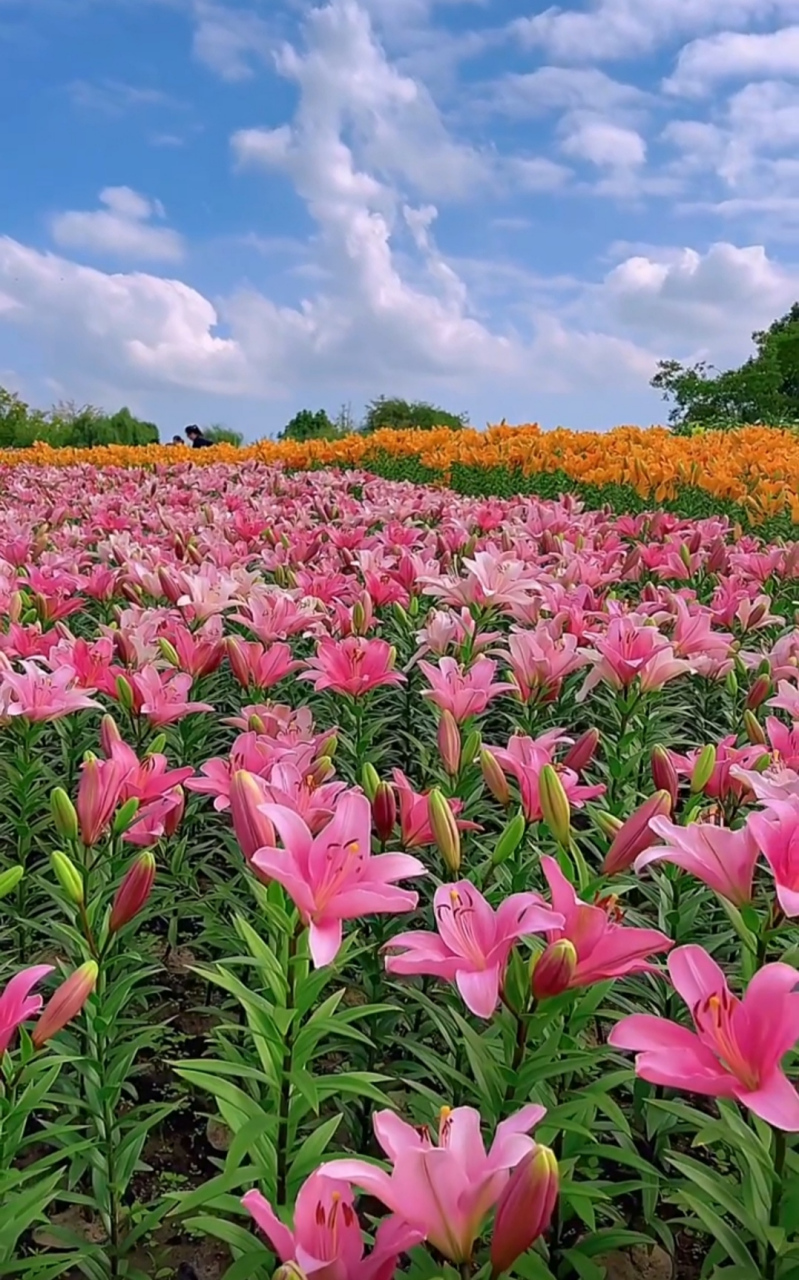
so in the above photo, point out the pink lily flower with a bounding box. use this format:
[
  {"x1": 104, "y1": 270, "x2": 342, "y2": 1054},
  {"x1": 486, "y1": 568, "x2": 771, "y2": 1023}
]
[
  {"x1": 321, "y1": 1103, "x2": 546, "y2": 1263},
  {"x1": 577, "y1": 617, "x2": 692, "y2": 702},
  {"x1": 768, "y1": 680, "x2": 799, "y2": 721},
  {"x1": 130, "y1": 666, "x2": 214, "y2": 727},
  {"x1": 124, "y1": 787, "x2": 185, "y2": 846},
  {"x1": 491, "y1": 735, "x2": 604, "y2": 824},
  {"x1": 226, "y1": 637, "x2": 304, "y2": 690},
  {"x1": 765, "y1": 716, "x2": 799, "y2": 771},
  {"x1": 384, "y1": 880, "x2": 562, "y2": 1017},
  {"x1": 540, "y1": 855, "x2": 672, "y2": 987},
  {"x1": 609, "y1": 945, "x2": 799, "y2": 1130},
  {"x1": 242, "y1": 1172, "x2": 423, "y2": 1280},
  {"x1": 391, "y1": 769, "x2": 479, "y2": 848},
  {"x1": 251, "y1": 792, "x2": 425, "y2": 967},
  {"x1": 258, "y1": 760, "x2": 348, "y2": 835},
  {"x1": 747, "y1": 800, "x2": 799, "y2": 917},
  {"x1": 77, "y1": 756, "x2": 131, "y2": 846},
  {"x1": 505, "y1": 627, "x2": 588, "y2": 704},
  {"x1": 636, "y1": 816, "x2": 760, "y2": 907},
  {"x1": 0, "y1": 661, "x2": 101, "y2": 723},
  {"x1": 0, "y1": 965, "x2": 54, "y2": 1054},
  {"x1": 668, "y1": 736, "x2": 767, "y2": 803},
  {"x1": 300, "y1": 637, "x2": 405, "y2": 698},
  {"x1": 418, "y1": 656, "x2": 514, "y2": 723},
  {"x1": 163, "y1": 620, "x2": 225, "y2": 678}
]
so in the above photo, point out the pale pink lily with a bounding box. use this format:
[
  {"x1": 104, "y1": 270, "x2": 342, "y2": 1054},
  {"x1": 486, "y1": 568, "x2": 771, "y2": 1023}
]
[
  {"x1": 768, "y1": 681, "x2": 799, "y2": 721},
  {"x1": 419, "y1": 655, "x2": 514, "y2": 723},
  {"x1": 747, "y1": 800, "x2": 799, "y2": 917},
  {"x1": 492, "y1": 735, "x2": 604, "y2": 824},
  {"x1": 540, "y1": 855, "x2": 672, "y2": 986},
  {"x1": 0, "y1": 965, "x2": 54, "y2": 1054},
  {"x1": 609, "y1": 945, "x2": 799, "y2": 1130},
  {"x1": 504, "y1": 627, "x2": 588, "y2": 704},
  {"x1": 765, "y1": 717, "x2": 799, "y2": 771},
  {"x1": 251, "y1": 792, "x2": 425, "y2": 967},
  {"x1": 732, "y1": 763, "x2": 799, "y2": 806},
  {"x1": 384, "y1": 881, "x2": 562, "y2": 1017},
  {"x1": 242, "y1": 1172, "x2": 423, "y2": 1280},
  {"x1": 576, "y1": 617, "x2": 692, "y2": 703},
  {"x1": 636, "y1": 816, "x2": 760, "y2": 907},
  {"x1": 124, "y1": 788, "x2": 185, "y2": 846},
  {"x1": 320, "y1": 1104, "x2": 546, "y2": 1263}
]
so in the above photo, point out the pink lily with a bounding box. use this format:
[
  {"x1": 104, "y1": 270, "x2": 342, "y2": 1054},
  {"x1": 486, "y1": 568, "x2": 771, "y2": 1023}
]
[
  {"x1": 668, "y1": 736, "x2": 767, "y2": 803},
  {"x1": 747, "y1": 800, "x2": 799, "y2": 917},
  {"x1": 577, "y1": 617, "x2": 691, "y2": 702},
  {"x1": 491, "y1": 735, "x2": 604, "y2": 824},
  {"x1": 0, "y1": 965, "x2": 54, "y2": 1054},
  {"x1": 418, "y1": 656, "x2": 514, "y2": 723},
  {"x1": 384, "y1": 881, "x2": 562, "y2": 1017},
  {"x1": 242, "y1": 1172, "x2": 423, "y2": 1280},
  {"x1": 505, "y1": 627, "x2": 588, "y2": 704},
  {"x1": 77, "y1": 756, "x2": 131, "y2": 846},
  {"x1": 540, "y1": 855, "x2": 672, "y2": 987},
  {"x1": 392, "y1": 769, "x2": 479, "y2": 848},
  {"x1": 130, "y1": 667, "x2": 214, "y2": 727},
  {"x1": 226, "y1": 637, "x2": 304, "y2": 690},
  {"x1": 609, "y1": 945, "x2": 799, "y2": 1130},
  {"x1": 636, "y1": 816, "x2": 760, "y2": 907},
  {"x1": 320, "y1": 1103, "x2": 546, "y2": 1263},
  {"x1": 124, "y1": 787, "x2": 185, "y2": 846},
  {"x1": 0, "y1": 661, "x2": 101, "y2": 723},
  {"x1": 300, "y1": 637, "x2": 405, "y2": 698},
  {"x1": 251, "y1": 792, "x2": 425, "y2": 966}
]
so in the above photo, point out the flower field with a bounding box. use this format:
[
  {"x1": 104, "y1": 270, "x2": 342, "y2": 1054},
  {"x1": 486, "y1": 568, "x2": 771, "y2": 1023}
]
[{"x1": 1, "y1": 458, "x2": 799, "y2": 1280}]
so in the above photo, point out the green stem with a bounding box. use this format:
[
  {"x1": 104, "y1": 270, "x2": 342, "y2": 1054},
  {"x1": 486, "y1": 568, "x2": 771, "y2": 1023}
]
[
  {"x1": 276, "y1": 927, "x2": 299, "y2": 1205},
  {"x1": 95, "y1": 968, "x2": 121, "y2": 1277},
  {"x1": 766, "y1": 1128, "x2": 787, "y2": 1279}
]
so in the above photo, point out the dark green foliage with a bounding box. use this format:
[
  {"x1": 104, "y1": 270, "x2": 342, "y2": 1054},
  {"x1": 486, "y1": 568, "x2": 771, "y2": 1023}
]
[
  {"x1": 652, "y1": 302, "x2": 799, "y2": 432},
  {"x1": 360, "y1": 395, "x2": 467, "y2": 433},
  {"x1": 0, "y1": 387, "x2": 158, "y2": 448},
  {"x1": 279, "y1": 409, "x2": 340, "y2": 442},
  {"x1": 204, "y1": 424, "x2": 244, "y2": 446}
]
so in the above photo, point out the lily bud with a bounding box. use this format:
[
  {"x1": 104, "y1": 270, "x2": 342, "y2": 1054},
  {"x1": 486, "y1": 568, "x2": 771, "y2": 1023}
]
[
  {"x1": 158, "y1": 638, "x2": 180, "y2": 667},
  {"x1": 351, "y1": 600, "x2": 367, "y2": 635},
  {"x1": 602, "y1": 791, "x2": 672, "y2": 875},
  {"x1": 229, "y1": 771, "x2": 276, "y2": 865},
  {"x1": 561, "y1": 728, "x2": 600, "y2": 773},
  {"x1": 146, "y1": 733, "x2": 167, "y2": 757},
  {"x1": 481, "y1": 748, "x2": 510, "y2": 807},
  {"x1": 115, "y1": 675, "x2": 134, "y2": 711},
  {"x1": 32, "y1": 961, "x2": 98, "y2": 1048},
  {"x1": 0, "y1": 865, "x2": 24, "y2": 901},
  {"x1": 538, "y1": 765, "x2": 571, "y2": 847},
  {"x1": 461, "y1": 728, "x2": 481, "y2": 769},
  {"x1": 51, "y1": 788, "x2": 78, "y2": 842},
  {"x1": 372, "y1": 782, "x2": 397, "y2": 843},
  {"x1": 274, "y1": 1264, "x2": 308, "y2": 1280},
  {"x1": 99, "y1": 715, "x2": 123, "y2": 756},
  {"x1": 595, "y1": 811, "x2": 623, "y2": 840},
  {"x1": 110, "y1": 852, "x2": 156, "y2": 932},
  {"x1": 428, "y1": 789, "x2": 461, "y2": 875},
  {"x1": 112, "y1": 797, "x2": 141, "y2": 837},
  {"x1": 724, "y1": 669, "x2": 739, "y2": 698},
  {"x1": 51, "y1": 851, "x2": 84, "y2": 906},
  {"x1": 691, "y1": 745, "x2": 717, "y2": 794},
  {"x1": 743, "y1": 709, "x2": 767, "y2": 746},
  {"x1": 437, "y1": 711, "x2": 461, "y2": 776},
  {"x1": 531, "y1": 939, "x2": 577, "y2": 1000},
  {"x1": 490, "y1": 1146, "x2": 559, "y2": 1278},
  {"x1": 491, "y1": 812, "x2": 526, "y2": 867},
  {"x1": 651, "y1": 745, "x2": 679, "y2": 809},
  {"x1": 361, "y1": 762, "x2": 380, "y2": 801},
  {"x1": 746, "y1": 674, "x2": 772, "y2": 711}
]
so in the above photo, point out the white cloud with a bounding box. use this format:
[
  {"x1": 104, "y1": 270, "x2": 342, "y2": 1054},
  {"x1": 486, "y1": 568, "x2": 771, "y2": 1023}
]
[
  {"x1": 665, "y1": 26, "x2": 799, "y2": 96},
  {"x1": 512, "y1": 0, "x2": 799, "y2": 62},
  {"x1": 601, "y1": 241, "x2": 799, "y2": 348},
  {"x1": 560, "y1": 120, "x2": 646, "y2": 167},
  {"x1": 485, "y1": 66, "x2": 649, "y2": 118},
  {"x1": 50, "y1": 187, "x2": 185, "y2": 262},
  {"x1": 191, "y1": 0, "x2": 275, "y2": 81}
]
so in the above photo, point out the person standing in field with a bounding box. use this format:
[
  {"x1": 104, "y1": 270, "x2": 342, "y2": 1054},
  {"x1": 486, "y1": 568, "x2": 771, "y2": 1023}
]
[{"x1": 185, "y1": 424, "x2": 213, "y2": 448}]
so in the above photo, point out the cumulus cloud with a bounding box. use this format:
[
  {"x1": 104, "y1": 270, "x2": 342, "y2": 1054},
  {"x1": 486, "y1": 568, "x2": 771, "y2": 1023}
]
[
  {"x1": 50, "y1": 187, "x2": 185, "y2": 262},
  {"x1": 560, "y1": 120, "x2": 646, "y2": 168},
  {"x1": 512, "y1": 0, "x2": 799, "y2": 62},
  {"x1": 485, "y1": 66, "x2": 649, "y2": 119},
  {"x1": 664, "y1": 26, "x2": 799, "y2": 96},
  {"x1": 191, "y1": 0, "x2": 275, "y2": 81}
]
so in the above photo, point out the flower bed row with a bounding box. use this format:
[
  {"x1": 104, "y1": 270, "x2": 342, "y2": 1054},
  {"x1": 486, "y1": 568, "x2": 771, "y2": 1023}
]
[
  {"x1": 0, "y1": 461, "x2": 798, "y2": 1278},
  {"x1": 2, "y1": 423, "x2": 799, "y2": 528}
]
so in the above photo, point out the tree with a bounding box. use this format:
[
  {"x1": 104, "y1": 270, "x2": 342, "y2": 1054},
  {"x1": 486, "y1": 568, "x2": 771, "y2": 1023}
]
[
  {"x1": 651, "y1": 303, "x2": 799, "y2": 431},
  {"x1": 360, "y1": 396, "x2": 467, "y2": 434},
  {"x1": 0, "y1": 386, "x2": 158, "y2": 448},
  {"x1": 279, "y1": 409, "x2": 338, "y2": 442},
  {"x1": 204, "y1": 424, "x2": 244, "y2": 446}
]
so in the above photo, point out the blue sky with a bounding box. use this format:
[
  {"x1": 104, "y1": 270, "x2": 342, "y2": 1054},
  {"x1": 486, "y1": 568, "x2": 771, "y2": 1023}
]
[{"x1": 3, "y1": 0, "x2": 799, "y2": 438}]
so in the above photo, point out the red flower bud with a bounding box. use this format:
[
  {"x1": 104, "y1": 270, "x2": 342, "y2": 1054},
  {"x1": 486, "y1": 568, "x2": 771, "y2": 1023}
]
[
  {"x1": 32, "y1": 961, "x2": 98, "y2": 1048},
  {"x1": 603, "y1": 790, "x2": 673, "y2": 875},
  {"x1": 490, "y1": 1146, "x2": 559, "y2": 1277},
  {"x1": 371, "y1": 782, "x2": 397, "y2": 844},
  {"x1": 561, "y1": 728, "x2": 600, "y2": 773},
  {"x1": 746, "y1": 674, "x2": 772, "y2": 711},
  {"x1": 531, "y1": 939, "x2": 577, "y2": 1000},
  {"x1": 650, "y1": 746, "x2": 678, "y2": 809},
  {"x1": 110, "y1": 852, "x2": 156, "y2": 932},
  {"x1": 437, "y1": 711, "x2": 461, "y2": 776}
]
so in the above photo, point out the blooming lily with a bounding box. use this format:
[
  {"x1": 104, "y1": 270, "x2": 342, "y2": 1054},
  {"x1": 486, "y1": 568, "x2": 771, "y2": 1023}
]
[{"x1": 636, "y1": 815, "x2": 760, "y2": 907}]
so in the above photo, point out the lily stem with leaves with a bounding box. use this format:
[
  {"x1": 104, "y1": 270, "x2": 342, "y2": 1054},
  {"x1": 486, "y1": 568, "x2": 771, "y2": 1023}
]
[{"x1": 276, "y1": 924, "x2": 300, "y2": 1206}]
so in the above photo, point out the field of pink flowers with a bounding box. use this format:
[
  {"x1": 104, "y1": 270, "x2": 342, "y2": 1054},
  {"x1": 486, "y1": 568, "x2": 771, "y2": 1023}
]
[{"x1": 1, "y1": 460, "x2": 799, "y2": 1280}]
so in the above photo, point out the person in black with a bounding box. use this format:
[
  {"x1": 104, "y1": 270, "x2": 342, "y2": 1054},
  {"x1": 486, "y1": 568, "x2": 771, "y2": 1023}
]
[{"x1": 185, "y1": 424, "x2": 213, "y2": 448}]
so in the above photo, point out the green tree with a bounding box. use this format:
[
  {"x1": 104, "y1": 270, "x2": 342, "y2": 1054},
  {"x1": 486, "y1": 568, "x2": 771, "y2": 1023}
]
[
  {"x1": 204, "y1": 423, "x2": 244, "y2": 446},
  {"x1": 651, "y1": 303, "x2": 799, "y2": 431},
  {"x1": 279, "y1": 409, "x2": 339, "y2": 442},
  {"x1": 0, "y1": 386, "x2": 159, "y2": 447},
  {"x1": 361, "y1": 396, "x2": 467, "y2": 434}
]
